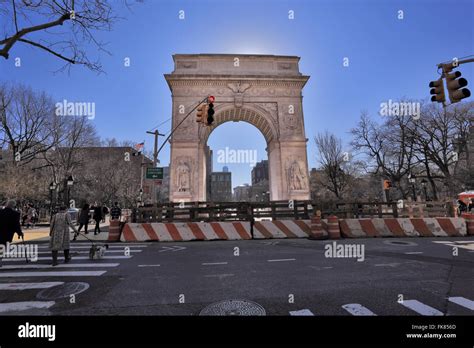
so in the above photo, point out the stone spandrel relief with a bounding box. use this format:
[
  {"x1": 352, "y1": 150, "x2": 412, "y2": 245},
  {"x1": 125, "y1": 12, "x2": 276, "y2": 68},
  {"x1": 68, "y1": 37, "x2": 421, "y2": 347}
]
[{"x1": 287, "y1": 159, "x2": 308, "y2": 191}]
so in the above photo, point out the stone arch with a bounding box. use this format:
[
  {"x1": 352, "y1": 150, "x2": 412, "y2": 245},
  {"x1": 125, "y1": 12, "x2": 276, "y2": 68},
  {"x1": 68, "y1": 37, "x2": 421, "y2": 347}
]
[
  {"x1": 200, "y1": 105, "x2": 278, "y2": 145},
  {"x1": 165, "y1": 53, "x2": 311, "y2": 203}
]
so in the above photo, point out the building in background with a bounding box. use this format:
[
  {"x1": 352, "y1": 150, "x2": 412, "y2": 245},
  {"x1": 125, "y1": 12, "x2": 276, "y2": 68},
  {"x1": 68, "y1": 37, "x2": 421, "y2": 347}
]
[
  {"x1": 251, "y1": 160, "x2": 269, "y2": 185},
  {"x1": 209, "y1": 166, "x2": 232, "y2": 202},
  {"x1": 233, "y1": 184, "x2": 251, "y2": 202}
]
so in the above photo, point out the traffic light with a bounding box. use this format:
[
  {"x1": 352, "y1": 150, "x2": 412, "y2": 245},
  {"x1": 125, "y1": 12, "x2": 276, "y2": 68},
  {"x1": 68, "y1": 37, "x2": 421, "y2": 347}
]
[
  {"x1": 196, "y1": 103, "x2": 207, "y2": 124},
  {"x1": 383, "y1": 180, "x2": 392, "y2": 190},
  {"x1": 429, "y1": 78, "x2": 445, "y2": 103},
  {"x1": 207, "y1": 100, "x2": 215, "y2": 126},
  {"x1": 445, "y1": 70, "x2": 470, "y2": 104},
  {"x1": 206, "y1": 96, "x2": 215, "y2": 126}
]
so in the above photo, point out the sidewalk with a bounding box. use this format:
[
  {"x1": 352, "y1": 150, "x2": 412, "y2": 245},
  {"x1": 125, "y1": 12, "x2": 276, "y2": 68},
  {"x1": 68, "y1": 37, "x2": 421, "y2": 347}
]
[{"x1": 13, "y1": 222, "x2": 110, "y2": 243}]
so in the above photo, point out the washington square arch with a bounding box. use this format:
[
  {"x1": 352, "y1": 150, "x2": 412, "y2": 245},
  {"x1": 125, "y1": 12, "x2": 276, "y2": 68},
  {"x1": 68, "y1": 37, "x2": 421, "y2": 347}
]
[{"x1": 165, "y1": 54, "x2": 311, "y2": 202}]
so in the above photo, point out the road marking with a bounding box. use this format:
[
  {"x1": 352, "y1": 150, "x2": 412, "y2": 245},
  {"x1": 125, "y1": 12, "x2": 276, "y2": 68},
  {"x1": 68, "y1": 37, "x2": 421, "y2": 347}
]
[
  {"x1": 289, "y1": 309, "x2": 314, "y2": 316},
  {"x1": 138, "y1": 264, "x2": 161, "y2": 267},
  {"x1": 404, "y1": 252, "x2": 423, "y2": 255},
  {"x1": 37, "y1": 244, "x2": 148, "y2": 248},
  {"x1": 0, "y1": 282, "x2": 64, "y2": 290},
  {"x1": 36, "y1": 250, "x2": 142, "y2": 254},
  {"x1": 375, "y1": 263, "x2": 401, "y2": 267},
  {"x1": 448, "y1": 297, "x2": 474, "y2": 310},
  {"x1": 400, "y1": 300, "x2": 443, "y2": 316},
  {"x1": 204, "y1": 274, "x2": 234, "y2": 278},
  {"x1": 267, "y1": 258, "x2": 296, "y2": 262},
  {"x1": 202, "y1": 262, "x2": 228, "y2": 266},
  {"x1": 262, "y1": 241, "x2": 280, "y2": 246},
  {"x1": 159, "y1": 246, "x2": 186, "y2": 253},
  {"x1": 342, "y1": 303, "x2": 377, "y2": 316},
  {"x1": 0, "y1": 271, "x2": 107, "y2": 277},
  {"x1": 0, "y1": 263, "x2": 119, "y2": 270},
  {"x1": 0, "y1": 301, "x2": 56, "y2": 313},
  {"x1": 3, "y1": 256, "x2": 132, "y2": 261}
]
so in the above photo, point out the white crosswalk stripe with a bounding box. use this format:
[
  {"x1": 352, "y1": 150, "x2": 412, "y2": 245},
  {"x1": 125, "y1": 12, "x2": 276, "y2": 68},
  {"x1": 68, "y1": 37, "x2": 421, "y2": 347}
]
[
  {"x1": 0, "y1": 282, "x2": 64, "y2": 290},
  {"x1": 0, "y1": 271, "x2": 107, "y2": 277},
  {"x1": 0, "y1": 245, "x2": 146, "y2": 313},
  {"x1": 0, "y1": 301, "x2": 56, "y2": 313},
  {"x1": 448, "y1": 297, "x2": 474, "y2": 310},
  {"x1": 342, "y1": 303, "x2": 376, "y2": 316},
  {"x1": 289, "y1": 309, "x2": 314, "y2": 316},
  {"x1": 0, "y1": 263, "x2": 119, "y2": 270},
  {"x1": 2, "y1": 256, "x2": 132, "y2": 261},
  {"x1": 399, "y1": 300, "x2": 444, "y2": 316},
  {"x1": 287, "y1": 296, "x2": 474, "y2": 316}
]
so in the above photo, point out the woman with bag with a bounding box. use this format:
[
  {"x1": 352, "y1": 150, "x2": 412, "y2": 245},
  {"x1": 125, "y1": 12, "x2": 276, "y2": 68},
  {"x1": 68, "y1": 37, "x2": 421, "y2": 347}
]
[{"x1": 50, "y1": 205, "x2": 78, "y2": 266}]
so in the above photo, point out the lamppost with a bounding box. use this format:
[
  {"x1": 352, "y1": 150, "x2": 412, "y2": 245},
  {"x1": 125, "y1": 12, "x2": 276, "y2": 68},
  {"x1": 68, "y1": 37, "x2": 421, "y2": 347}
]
[
  {"x1": 49, "y1": 181, "x2": 57, "y2": 219},
  {"x1": 421, "y1": 178, "x2": 428, "y2": 201},
  {"x1": 408, "y1": 174, "x2": 416, "y2": 201},
  {"x1": 66, "y1": 175, "x2": 74, "y2": 207}
]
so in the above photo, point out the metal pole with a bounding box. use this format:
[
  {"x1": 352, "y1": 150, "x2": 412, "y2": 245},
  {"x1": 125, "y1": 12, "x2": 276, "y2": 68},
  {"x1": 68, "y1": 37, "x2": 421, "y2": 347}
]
[{"x1": 157, "y1": 96, "x2": 210, "y2": 156}]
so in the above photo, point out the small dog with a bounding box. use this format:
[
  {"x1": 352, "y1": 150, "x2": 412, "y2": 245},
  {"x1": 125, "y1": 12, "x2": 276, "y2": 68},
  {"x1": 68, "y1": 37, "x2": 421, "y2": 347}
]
[{"x1": 89, "y1": 244, "x2": 109, "y2": 260}]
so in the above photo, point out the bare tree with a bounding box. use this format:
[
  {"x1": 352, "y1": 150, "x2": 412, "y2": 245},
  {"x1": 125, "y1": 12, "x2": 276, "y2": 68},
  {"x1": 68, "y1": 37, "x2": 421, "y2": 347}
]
[
  {"x1": 0, "y1": 83, "x2": 57, "y2": 165},
  {"x1": 0, "y1": 1, "x2": 137, "y2": 72},
  {"x1": 350, "y1": 109, "x2": 417, "y2": 199},
  {"x1": 314, "y1": 131, "x2": 352, "y2": 199}
]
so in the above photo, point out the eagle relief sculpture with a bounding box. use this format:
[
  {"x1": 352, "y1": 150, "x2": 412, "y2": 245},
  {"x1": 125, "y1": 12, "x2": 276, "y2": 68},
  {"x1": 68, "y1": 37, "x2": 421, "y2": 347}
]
[{"x1": 227, "y1": 82, "x2": 251, "y2": 108}]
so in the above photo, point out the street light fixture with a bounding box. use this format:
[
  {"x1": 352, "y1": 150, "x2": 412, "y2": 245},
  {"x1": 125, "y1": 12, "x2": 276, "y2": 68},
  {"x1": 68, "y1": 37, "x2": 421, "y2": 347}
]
[
  {"x1": 49, "y1": 181, "x2": 57, "y2": 219},
  {"x1": 408, "y1": 174, "x2": 416, "y2": 201},
  {"x1": 421, "y1": 178, "x2": 428, "y2": 201}
]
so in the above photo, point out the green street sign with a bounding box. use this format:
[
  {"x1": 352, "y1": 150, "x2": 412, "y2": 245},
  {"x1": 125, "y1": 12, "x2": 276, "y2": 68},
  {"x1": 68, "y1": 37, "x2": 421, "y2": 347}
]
[{"x1": 146, "y1": 167, "x2": 163, "y2": 179}]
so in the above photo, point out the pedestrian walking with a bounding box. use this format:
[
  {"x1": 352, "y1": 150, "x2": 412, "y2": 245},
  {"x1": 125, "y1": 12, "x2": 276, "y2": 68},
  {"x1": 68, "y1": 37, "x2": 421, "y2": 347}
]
[
  {"x1": 110, "y1": 202, "x2": 125, "y2": 233},
  {"x1": 102, "y1": 206, "x2": 109, "y2": 223},
  {"x1": 0, "y1": 200, "x2": 24, "y2": 267},
  {"x1": 49, "y1": 205, "x2": 77, "y2": 266},
  {"x1": 93, "y1": 204, "x2": 103, "y2": 235},
  {"x1": 26, "y1": 204, "x2": 37, "y2": 229},
  {"x1": 73, "y1": 203, "x2": 90, "y2": 240}
]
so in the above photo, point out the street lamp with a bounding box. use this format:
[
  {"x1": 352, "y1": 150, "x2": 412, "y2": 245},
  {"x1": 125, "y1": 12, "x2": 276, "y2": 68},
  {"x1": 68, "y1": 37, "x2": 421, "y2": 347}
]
[
  {"x1": 49, "y1": 181, "x2": 57, "y2": 219},
  {"x1": 66, "y1": 175, "x2": 74, "y2": 206},
  {"x1": 408, "y1": 174, "x2": 416, "y2": 201},
  {"x1": 421, "y1": 179, "x2": 428, "y2": 201}
]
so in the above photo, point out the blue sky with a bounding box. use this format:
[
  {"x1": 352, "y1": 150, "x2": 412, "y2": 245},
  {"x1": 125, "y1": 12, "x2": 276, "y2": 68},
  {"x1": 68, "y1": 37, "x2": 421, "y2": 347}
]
[{"x1": 1, "y1": 0, "x2": 473, "y2": 189}]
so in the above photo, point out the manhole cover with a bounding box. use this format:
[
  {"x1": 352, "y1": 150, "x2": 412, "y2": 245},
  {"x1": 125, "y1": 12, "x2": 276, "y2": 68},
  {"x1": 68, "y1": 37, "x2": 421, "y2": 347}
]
[
  {"x1": 383, "y1": 240, "x2": 418, "y2": 246},
  {"x1": 36, "y1": 282, "x2": 89, "y2": 300},
  {"x1": 199, "y1": 299, "x2": 266, "y2": 316}
]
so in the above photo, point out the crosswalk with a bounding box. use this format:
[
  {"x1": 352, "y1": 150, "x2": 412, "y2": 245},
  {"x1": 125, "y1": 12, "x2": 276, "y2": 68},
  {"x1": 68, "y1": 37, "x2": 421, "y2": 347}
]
[
  {"x1": 289, "y1": 296, "x2": 474, "y2": 316},
  {"x1": 0, "y1": 243, "x2": 146, "y2": 314}
]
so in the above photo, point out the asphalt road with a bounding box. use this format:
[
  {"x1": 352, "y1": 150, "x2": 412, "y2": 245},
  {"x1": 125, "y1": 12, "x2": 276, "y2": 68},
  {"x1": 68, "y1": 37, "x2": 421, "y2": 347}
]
[{"x1": 0, "y1": 236, "x2": 473, "y2": 316}]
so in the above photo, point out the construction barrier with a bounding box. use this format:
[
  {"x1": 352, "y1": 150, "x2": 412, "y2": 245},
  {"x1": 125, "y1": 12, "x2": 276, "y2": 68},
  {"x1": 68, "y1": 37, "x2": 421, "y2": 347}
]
[
  {"x1": 120, "y1": 221, "x2": 252, "y2": 242},
  {"x1": 461, "y1": 213, "x2": 474, "y2": 236},
  {"x1": 107, "y1": 220, "x2": 121, "y2": 241},
  {"x1": 309, "y1": 215, "x2": 328, "y2": 240},
  {"x1": 339, "y1": 217, "x2": 467, "y2": 238},
  {"x1": 253, "y1": 220, "x2": 314, "y2": 239}
]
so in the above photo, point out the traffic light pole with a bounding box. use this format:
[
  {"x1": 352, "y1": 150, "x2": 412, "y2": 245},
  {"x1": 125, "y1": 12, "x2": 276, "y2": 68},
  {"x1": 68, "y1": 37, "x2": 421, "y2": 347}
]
[
  {"x1": 156, "y1": 96, "x2": 210, "y2": 156},
  {"x1": 438, "y1": 57, "x2": 474, "y2": 71}
]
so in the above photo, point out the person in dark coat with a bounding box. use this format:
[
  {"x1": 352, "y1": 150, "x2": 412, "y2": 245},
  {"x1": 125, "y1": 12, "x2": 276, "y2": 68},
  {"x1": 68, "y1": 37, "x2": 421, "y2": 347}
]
[
  {"x1": 93, "y1": 204, "x2": 103, "y2": 235},
  {"x1": 0, "y1": 200, "x2": 24, "y2": 267},
  {"x1": 73, "y1": 203, "x2": 90, "y2": 240}
]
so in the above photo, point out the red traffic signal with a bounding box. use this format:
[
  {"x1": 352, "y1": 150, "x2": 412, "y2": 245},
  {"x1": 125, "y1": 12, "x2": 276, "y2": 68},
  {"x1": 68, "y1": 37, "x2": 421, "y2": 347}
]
[{"x1": 207, "y1": 95, "x2": 215, "y2": 103}]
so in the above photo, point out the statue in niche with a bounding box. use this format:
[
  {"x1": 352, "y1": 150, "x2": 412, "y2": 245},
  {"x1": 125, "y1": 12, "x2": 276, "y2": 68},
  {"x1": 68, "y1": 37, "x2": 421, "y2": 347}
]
[
  {"x1": 176, "y1": 161, "x2": 190, "y2": 192},
  {"x1": 288, "y1": 161, "x2": 307, "y2": 191}
]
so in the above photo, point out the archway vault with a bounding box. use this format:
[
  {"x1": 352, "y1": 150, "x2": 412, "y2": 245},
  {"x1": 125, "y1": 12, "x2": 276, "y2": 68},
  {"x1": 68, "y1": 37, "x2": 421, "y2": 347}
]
[
  {"x1": 201, "y1": 105, "x2": 277, "y2": 145},
  {"x1": 165, "y1": 53, "x2": 311, "y2": 203}
]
